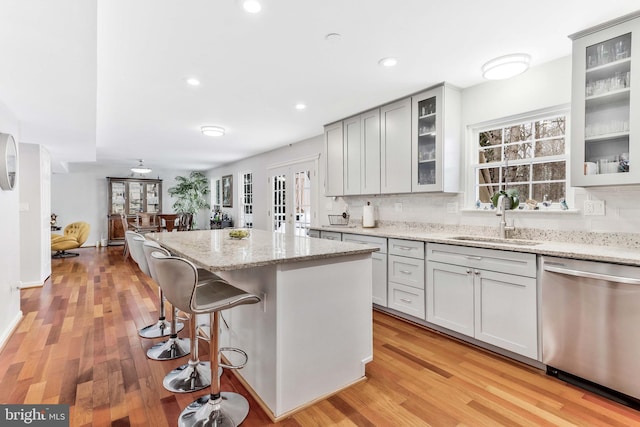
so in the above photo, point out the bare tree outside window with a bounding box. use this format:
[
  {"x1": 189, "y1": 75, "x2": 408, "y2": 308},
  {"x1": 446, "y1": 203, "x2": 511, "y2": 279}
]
[{"x1": 476, "y1": 115, "x2": 567, "y2": 206}]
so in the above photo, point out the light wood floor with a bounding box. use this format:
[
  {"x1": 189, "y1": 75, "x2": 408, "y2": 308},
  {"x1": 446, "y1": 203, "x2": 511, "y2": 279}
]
[{"x1": 2, "y1": 246, "x2": 640, "y2": 426}]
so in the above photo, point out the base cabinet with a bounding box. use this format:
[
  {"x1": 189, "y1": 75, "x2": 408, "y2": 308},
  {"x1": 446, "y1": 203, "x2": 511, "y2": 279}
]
[
  {"x1": 343, "y1": 233, "x2": 388, "y2": 307},
  {"x1": 426, "y1": 243, "x2": 538, "y2": 359}
]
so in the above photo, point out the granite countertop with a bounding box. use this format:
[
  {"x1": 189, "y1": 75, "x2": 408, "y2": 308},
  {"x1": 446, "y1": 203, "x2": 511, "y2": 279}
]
[
  {"x1": 146, "y1": 228, "x2": 378, "y2": 271},
  {"x1": 312, "y1": 223, "x2": 640, "y2": 266}
]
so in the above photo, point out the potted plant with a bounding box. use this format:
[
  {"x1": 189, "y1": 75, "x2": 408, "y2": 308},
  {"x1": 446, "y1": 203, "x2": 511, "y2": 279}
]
[
  {"x1": 167, "y1": 171, "x2": 210, "y2": 230},
  {"x1": 491, "y1": 188, "x2": 520, "y2": 210}
]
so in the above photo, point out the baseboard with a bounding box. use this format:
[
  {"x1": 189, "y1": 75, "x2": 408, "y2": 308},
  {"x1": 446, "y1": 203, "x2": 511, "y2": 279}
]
[
  {"x1": 19, "y1": 280, "x2": 45, "y2": 289},
  {"x1": 0, "y1": 310, "x2": 24, "y2": 353}
]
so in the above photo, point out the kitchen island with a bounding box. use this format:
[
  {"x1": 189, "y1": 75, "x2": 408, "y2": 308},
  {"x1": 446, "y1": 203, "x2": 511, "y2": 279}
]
[{"x1": 146, "y1": 229, "x2": 377, "y2": 421}]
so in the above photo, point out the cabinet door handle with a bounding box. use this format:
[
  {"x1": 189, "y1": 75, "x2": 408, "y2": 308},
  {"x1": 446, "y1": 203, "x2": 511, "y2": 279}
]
[
  {"x1": 399, "y1": 298, "x2": 413, "y2": 304},
  {"x1": 466, "y1": 255, "x2": 483, "y2": 261},
  {"x1": 466, "y1": 268, "x2": 471, "y2": 274},
  {"x1": 474, "y1": 270, "x2": 480, "y2": 275},
  {"x1": 399, "y1": 270, "x2": 412, "y2": 275}
]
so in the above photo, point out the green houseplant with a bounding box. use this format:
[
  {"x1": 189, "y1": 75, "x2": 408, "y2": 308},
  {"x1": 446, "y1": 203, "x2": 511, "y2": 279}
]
[
  {"x1": 491, "y1": 188, "x2": 520, "y2": 210},
  {"x1": 167, "y1": 171, "x2": 210, "y2": 229}
]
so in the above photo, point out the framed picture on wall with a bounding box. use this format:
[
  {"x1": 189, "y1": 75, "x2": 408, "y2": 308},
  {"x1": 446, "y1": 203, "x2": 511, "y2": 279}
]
[{"x1": 222, "y1": 175, "x2": 233, "y2": 207}]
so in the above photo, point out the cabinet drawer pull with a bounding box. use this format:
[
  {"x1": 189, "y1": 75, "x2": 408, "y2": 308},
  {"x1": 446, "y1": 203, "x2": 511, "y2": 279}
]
[
  {"x1": 399, "y1": 270, "x2": 412, "y2": 275},
  {"x1": 399, "y1": 298, "x2": 413, "y2": 304},
  {"x1": 465, "y1": 255, "x2": 483, "y2": 260},
  {"x1": 397, "y1": 246, "x2": 414, "y2": 251}
]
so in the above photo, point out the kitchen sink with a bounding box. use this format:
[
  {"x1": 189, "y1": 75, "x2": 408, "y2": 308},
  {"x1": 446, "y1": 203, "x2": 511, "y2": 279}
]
[{"x1": 451, "y1": 236, "x2": 541, "y2": 246}]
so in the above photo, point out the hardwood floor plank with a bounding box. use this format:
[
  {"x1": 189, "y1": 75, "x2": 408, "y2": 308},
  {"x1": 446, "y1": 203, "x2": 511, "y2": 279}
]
[{"x1": 1, "y1": 246, "x2": 639, "y2": 426}]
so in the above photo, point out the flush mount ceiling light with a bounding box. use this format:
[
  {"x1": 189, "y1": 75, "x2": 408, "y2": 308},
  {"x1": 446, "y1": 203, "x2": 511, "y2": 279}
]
[
  {"x1": 240, "y1": 0, "x2": 261, "y2": 13},
  {"x1": 185, "y1": 77, "x2": 200, "y2": 86},
  {"x1": 131, "y1": 159, "x2": 152, "y2": 174},
  {"x1": 295, "y1": 103, "x2": 306, "y2": 110},
  {"x1": 482, "y1": 53, "x2": 531, "y2": 80},
  {"x1": 324, "y1": 33, "x2": 342, "y2": 43},
  {"x1": 378, "y1": 57, "x2": 398, "y2": 67},
  {"x1": 201, "y1": 126, "x2": 225, "y2": 137}
]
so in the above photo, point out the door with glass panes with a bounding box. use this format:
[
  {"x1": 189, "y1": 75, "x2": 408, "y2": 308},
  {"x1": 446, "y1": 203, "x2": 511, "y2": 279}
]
[{"x1": 269, "y1": 161, "x2": 314, "y2": 235}]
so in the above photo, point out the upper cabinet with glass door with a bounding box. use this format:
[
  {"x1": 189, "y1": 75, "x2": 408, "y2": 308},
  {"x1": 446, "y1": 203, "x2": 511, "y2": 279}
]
[
  {"x1": 570, "y1": 12, "x2": 640, "y2": 186},
  {"x1": 411, "y1": 84, "x2": 462, "y2": 192}
]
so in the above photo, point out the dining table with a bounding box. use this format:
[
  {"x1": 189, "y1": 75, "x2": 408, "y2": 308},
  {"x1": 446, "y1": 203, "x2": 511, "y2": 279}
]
[{"x1": 146, "y1": 228, "x2": 377, "y2": 422}]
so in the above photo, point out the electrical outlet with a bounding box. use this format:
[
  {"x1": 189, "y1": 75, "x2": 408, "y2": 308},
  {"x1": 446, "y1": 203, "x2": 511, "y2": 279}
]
[{"x1": 584, "y1": 200, "x2": 605, "y2": 216}]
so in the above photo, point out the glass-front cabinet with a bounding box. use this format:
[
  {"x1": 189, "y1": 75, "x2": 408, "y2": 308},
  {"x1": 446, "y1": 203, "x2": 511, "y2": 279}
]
[
  {"x1": 411, "y1": 84, "x2": 461, "y2": 192},
  {"x1": 107, "y1": 177, "x2": 162, "y2": 244},
  {"x1": 570, "y1": 12, "x2": 640, "y2": 186}
]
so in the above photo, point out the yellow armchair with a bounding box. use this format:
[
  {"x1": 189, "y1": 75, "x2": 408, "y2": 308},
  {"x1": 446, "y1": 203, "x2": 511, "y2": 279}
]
[{"x1": 51, "y1": 222, "x2": 90, "y2": 258}]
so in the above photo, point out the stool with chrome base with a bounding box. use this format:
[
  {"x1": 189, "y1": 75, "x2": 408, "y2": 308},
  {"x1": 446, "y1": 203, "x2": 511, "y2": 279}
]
[
  {"x1": 130, "y1": 236, "x2": 190, "y2": 360},
  {"x1": 126, "y1": 231, "x2": 183, "y2": 339},
  {"x1": 150, "y1": 252, "x2": 260, "y2": 427},
  {"x1": 143, "y1": 240, "x2": 222, "y2": 393}
]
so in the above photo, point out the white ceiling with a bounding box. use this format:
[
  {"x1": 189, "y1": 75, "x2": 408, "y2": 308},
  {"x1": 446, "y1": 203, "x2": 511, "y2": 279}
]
[{"x1": 1, "y1": 0, "x2": 638, "y2": 173}]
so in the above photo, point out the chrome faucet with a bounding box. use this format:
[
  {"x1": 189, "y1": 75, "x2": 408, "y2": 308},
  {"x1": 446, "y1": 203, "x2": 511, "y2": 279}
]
[{"x1": 496, "y1": 194, "x2": 515, "y2": 239}]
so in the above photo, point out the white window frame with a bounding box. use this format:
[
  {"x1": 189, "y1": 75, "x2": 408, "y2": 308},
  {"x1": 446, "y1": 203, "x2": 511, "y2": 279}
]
[{"x1": 466, "y1": 105, "x2": 572, "y2": 210}]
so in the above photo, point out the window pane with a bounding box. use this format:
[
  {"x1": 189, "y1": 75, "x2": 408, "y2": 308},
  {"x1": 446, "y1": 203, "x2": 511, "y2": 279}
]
[
  {"x1": 505, "y1": 123, "x2": 532, "y2": 142},
  {"x1": 535, "y1": 117, "x2": 566, "y2": 138},
  {"x1": 479, "y1": 147, "x2": 501, "y2": 163},
  {"x1": 478, "y1": 167, "x2": 500, "y2": 186},
  {"x1": 479, "y1": 129, "x2": 502, "y2": 148},
  {"x1": 503, "y1": 164, "x2": 530, "y2": 183},
  {"x1": 533, "y1": 161, "x2": 566, "y2": 181},
  {"x1": 504, "y1": 142, "x2": 532, "y2": 161},
  {"x1": 535, "y1": 138, "x2": 565, "y2": 157},
  {"x1": 507, "y1": 184, "x2": 530, "y2": 202},
  {"x1": 478, "y1": 185, "x2": 495, "y2": 203},
  {"x1": 532, "y1": 182, "x2": 566, "y2": 202}
]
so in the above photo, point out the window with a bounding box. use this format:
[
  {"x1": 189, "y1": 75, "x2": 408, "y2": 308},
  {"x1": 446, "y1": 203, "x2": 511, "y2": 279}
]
[
  {"x1": 474, "y1": 114, "x2": 567, "y2": 207},
  {"x1": 240, "y1": 172, "x2": 253, "y2": 228}
]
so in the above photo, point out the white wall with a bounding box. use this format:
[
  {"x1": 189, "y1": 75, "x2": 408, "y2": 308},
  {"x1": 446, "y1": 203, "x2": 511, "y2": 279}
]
[
  {"x1": 0, "y1": 99, "x2": 24, "y2": 348},
  {"x1": 207, "y1": 136, "x2": 324, "y2": 231},
  {"x1": 51, "y1": 166, "x2": 200, "y2": 246},
  {"x1": 208, "y1": 56, "x2": 640, "y2": 237}
]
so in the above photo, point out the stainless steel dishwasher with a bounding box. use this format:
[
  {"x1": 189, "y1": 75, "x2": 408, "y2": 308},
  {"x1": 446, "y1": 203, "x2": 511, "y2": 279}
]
[{"x1": 541, "y1": 256, "x2": 640, "y2": 408}]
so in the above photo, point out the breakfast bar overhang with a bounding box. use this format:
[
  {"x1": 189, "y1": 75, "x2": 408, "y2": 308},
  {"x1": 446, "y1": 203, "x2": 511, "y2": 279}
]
[{"x1": 147, "y1": 229, "x2": 377, "y2": 421}]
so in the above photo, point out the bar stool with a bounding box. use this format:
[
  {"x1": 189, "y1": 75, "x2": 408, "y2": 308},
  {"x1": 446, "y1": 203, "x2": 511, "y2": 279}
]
[
  {"x1": 150, "y1": 252, "x2": 260, "y2": 427},
  {"x1": 125, "y1": 231, "x2": 182, "y2": 339},
  {"x1": 130, "y1": 237, "x2": 190, "y2": 360},
  {"x1": 143, "y1": 241, "x2": 221, "y2": 393}
]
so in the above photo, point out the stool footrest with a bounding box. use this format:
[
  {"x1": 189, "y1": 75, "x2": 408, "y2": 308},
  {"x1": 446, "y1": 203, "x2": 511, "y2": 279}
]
[{"x1": 219, "y1": 347, "x2": 248, "y2": 370}]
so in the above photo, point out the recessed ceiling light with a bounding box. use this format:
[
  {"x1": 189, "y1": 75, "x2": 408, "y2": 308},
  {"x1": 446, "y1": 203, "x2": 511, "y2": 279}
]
[
  {"x1": 201, "y1": 126, "x2": 225, "y2": 137},
  {"x1": 378, "y1": 57, "x2": 398, "y2": 67},
  {"x1": 295, "y1": 103, "x2": 306, "y2": 110},
  {"x1": 482, "y1": 53, "x2": 531, "y2": 80},
  {"x1": 241, "y1": 0, "x2": 261, "y2": 13},
  {"x1": 186, "y1": 77, "x2": 200, "y2": 86},
  {"x1": 325, "y1": 33, "x2": 342, "y2": 42}
]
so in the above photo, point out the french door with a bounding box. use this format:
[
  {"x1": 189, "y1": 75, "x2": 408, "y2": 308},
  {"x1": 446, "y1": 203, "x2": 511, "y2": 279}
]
[{"x1": 269, "y1": 158, "x2": 316, "y2": 235}]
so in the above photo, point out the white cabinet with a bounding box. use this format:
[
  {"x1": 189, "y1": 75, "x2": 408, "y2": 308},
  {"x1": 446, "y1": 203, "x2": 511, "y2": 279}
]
[
  {"x1": 381, "y1": 98, "x2": 412, "y2": 194},
  {"x1": 388, "y1": 238, "x2": 425, "y2": 318},
  {"x1": 324, "y1": 121, "x2": 344, "y2": 196},
  {"x1": 343, "y1": 109, "x2": 381, "y2": 195},
  {"x1": 570, "y1": 12, "x2": 640, "y2": 186},
  {"x1": 426, "y1": 243, "x2": 538, "y2": 359},
  {"x1": 343, "y1": 233, "x2": 387, "y2": 306},
  {"x1": 411, "y1": 84, "x2": 462, "y2": 192}
]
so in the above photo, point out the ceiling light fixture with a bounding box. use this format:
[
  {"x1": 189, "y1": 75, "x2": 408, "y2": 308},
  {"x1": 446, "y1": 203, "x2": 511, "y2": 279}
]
[
  {"x1": 378, "y1": 57, "x2": 398, "y2": 67},
  {"x1": 131, "y1": 159, "x2": 152, "y2": 174},
  {"x1": 241, "y1": 0, "x2": 261, "y2": 13},
  {"x1": 482, "y1": 53, "x2": 531, "y2": 80},
  {"x1": 201, "y1": 126, "x2": 225, "y2": 137},
  {"x1": 325, "y1": 33, "x2": 342, "y2": 42},
  {"x1": 295, "y1": 103, "x2": 306, "y2": 110},
  {"x1": 186, "y1": 77, "x2": 200, "y2": 86}
]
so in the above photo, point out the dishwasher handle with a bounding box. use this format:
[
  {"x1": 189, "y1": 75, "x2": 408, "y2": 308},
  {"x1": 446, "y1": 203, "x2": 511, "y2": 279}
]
[{"x1": 543, "y1": 263, "x2": 640, "y2": 285}]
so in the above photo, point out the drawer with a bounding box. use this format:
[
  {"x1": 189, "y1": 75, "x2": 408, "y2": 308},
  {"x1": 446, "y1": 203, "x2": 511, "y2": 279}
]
[
  {"x1": 427, "y1": 243, "x2": 537, "y2": 278},
  {"x1": 342, "y1": 233, "x2": 387, "y2": 253},
  {"x1": 320, "y1": 231, "x2": 342, "y2": 241},
  {"x1": 388, "y1": 254, "x2": 425, "y2": 289},
  {"x1": 308, "y1": 229, "x2": 320, "y2": 238},
  {"x1": 388, "y1": 238, "x2": 424, "y2": 259},
  {"x1": 388, "y1": 282, "x2": 425, "y2": 319}
]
